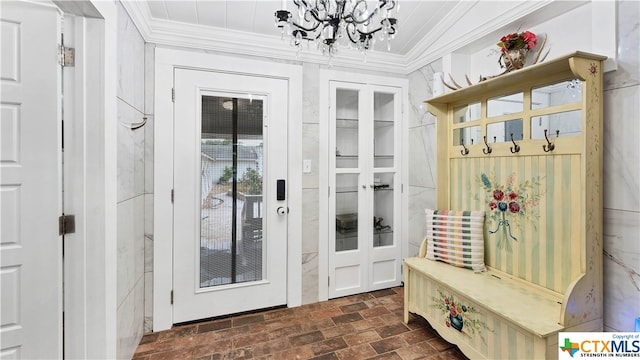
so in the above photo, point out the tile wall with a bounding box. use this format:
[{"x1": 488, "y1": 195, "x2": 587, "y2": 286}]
[
  {"x1": 601, "y1": 0, "x2": 639, "y2": 332},
  {"x1": 116, "y1": 1, "x2": 147, "y2": 358},
  {"x1": 301, "y1": 63, "x2": 321, "y2": 305},
  {"x1": 406, "y1": 1, "x2": 640, "y2": 332}
]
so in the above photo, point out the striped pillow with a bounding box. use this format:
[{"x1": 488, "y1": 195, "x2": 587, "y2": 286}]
[{"x1": 422, "y1": 209, "x2": 486, "y2": 272}]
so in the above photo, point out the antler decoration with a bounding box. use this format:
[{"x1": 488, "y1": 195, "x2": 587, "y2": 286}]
[{"x1": 440, "y1": 34, "x2": 549, "y2": 92}]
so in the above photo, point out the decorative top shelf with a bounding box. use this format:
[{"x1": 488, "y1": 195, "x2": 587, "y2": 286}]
[{"x1": 426, "y1": 52, "x2": 607, "y2": 106}]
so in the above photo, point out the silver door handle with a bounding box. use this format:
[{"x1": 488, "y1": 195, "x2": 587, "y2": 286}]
[{"x1": 276, "y1": 207, "x2": 289, "y2": 215}]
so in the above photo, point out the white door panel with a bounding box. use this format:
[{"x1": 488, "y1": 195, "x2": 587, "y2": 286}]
[
  {"x1": 173, "y1": 69, "x2": 288, "y2": 323},
  {"x1": 1, "y1": 1, "x2": 62, "y2": 358}
]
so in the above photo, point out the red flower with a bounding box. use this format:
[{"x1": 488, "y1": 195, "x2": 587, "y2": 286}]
[
  {"x1": 493, "y1": 189, "x2": 504, "y2": 201},
  {"x1": 489, "y1": 202, "x2": 497, "y2": 211},
  {"x1": 446, "y1": 321, "x2": 451, "y2": 327},
  {"x1": 501, "y1": 33, "x2": 515, "y2": 42},
  {"x1": 508, "y1": 202, "x2": 520, "y2": 213},
  {"x1": 450, "y1": 308, "x2": 457, "y2": 317},
  {"x1": 497, "y1": 30, "x2": 537, "y2": 51},
  {"x1": 509, "y1": 192, "x2": 518, "y2": 201},
  {"x1": 522, "y1": 31, "x2": 537, "y2": 49}
]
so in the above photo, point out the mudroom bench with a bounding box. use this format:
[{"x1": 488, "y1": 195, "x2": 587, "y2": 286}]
[
  {"x1": 404, "y1": 256, "x2": 565, "y2": 359},
  {"x1": 403, "y1": 52, "x2": 605, "y2": 360}
]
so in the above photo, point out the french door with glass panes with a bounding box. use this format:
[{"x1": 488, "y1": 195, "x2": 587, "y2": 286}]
[{"x1": 328, "y1": 81, "x2": 403, "y2": 299}]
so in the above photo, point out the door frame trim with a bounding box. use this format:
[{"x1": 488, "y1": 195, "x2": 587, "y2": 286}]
[
  {"x1": 61, "y1": 1, "x2": 118, "y2": 358},
  {"x1": 154, "y1": 48, "x2": 303, "y2": 331}
]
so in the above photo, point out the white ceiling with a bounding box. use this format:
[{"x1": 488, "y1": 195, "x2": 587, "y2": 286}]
[{"x1": 140, "y1": 0, "x2": 459, "y2": 55}]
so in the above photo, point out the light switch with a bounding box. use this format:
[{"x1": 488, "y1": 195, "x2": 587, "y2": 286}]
[{"x1": 303, "y1": 159, "x2": 312, "y2": 173}]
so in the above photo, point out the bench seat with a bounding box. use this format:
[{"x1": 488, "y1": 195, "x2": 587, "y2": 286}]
[
  {"x1": 404, "y1": 257, "x2": 564, "y2": 336},
  {"x1": 404, "y1": 257, "x2": 567, "y2": 359}
]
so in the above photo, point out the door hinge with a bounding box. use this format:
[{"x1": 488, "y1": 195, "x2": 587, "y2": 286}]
[
  {"x1": 171, "y1": 88, "x2": 175, "y2": 102},
  {"x1": 58, "y1": 45, "x2": 75, "y2": 67},
  {"x1": 170, "y1": 290, "x2": 174, "y2": 305},
  {"x1": 59, "y1": 214, "x2": 76, "y2": 235},
  {"x1": 328, "y1": 276, "x2": 330, "y2": 287},
  {"x1": 171, "y1": 189, "x2": 174, "y2": 203}
]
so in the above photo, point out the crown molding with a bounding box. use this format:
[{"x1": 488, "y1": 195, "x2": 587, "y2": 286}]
[
  {"x1": 121, "y1": 1, "x2": 408, "y2": 74},
  {"x1": 120, "y1": 0, "x2": 154, "y2": 40},
  {"x1": 404, "y1": 0, "x2": 555, "y2": 74},
  {"x1": 121, "y1": 0, "x2": 590, "y2": 76}
]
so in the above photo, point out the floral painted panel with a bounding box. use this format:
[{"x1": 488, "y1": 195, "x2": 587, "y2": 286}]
[
  {"x1": 432, "y1": 289, "x2": 492, "y2": 344},
  {"x1": 478, "y1": 173, "x2": 544, "y2": 252},
  {"x1": 449, "y1": 152, "x2": 586, "y2": 294}
]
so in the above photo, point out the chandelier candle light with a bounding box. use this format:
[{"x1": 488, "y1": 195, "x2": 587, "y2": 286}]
[{"x1": 275, "y1": 0, "x2": 398, "y2": 58}]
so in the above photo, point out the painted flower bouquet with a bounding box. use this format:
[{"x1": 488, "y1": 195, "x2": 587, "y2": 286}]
[
  {"x1": 478, "y1": 173, "x2": 544, "y2": 251},
  {"x1": 432, "y1": 290, "x2": 490, "y2": 342},
  {"x1": 497, "y1": 30, "x2": 537, "y2": 71}
]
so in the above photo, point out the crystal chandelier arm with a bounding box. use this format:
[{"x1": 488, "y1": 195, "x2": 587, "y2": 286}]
[
  {"x1": 345, "y1": 22, "x2": 360, "y2": 43},
  {"x1": 298, "y1": 0, "x2": 328, "y2": 23},
  {"x1": 340, "y1": 0, "x2": 372, "y2": 25},
  {"x1": 291, "y1": 19, "x2": 321, "y2": 33}
]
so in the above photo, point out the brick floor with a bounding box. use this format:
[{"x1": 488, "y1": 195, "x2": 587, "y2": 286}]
[{"x1": 133, "y1": 287, "x2": 469, "y2": 360}]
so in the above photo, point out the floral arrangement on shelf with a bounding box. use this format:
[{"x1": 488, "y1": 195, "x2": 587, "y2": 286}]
[
  {"x1": 497, "y1": 31, "x2": 537, "y2": 52},
  {"x1": 497, "y1": 30, "x2": 538, "y2": 71},
  {"x1": 439, "y1": 30, "x2": 547, "y2": 90},
  {"x1": 476, "y1": 173, "x2": 545, "y2": 252}
]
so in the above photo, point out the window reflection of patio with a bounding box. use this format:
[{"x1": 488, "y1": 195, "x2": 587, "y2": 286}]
[{"x1": 200, "y1": 185, "x2": 263, "y2": 288}]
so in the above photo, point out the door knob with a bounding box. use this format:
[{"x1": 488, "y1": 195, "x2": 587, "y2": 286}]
[{"x1": 276, "y1": 206, "x2": 289, "y2": 215}]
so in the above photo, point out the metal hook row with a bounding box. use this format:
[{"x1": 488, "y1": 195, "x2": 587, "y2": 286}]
[{"x1": 459, "y1": 130, "x2": 558, "y2": 156}]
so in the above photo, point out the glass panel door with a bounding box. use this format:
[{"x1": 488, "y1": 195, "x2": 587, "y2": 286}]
[
  {"x1": 374, "y1": 91, "x2": 395, "y2": 168},
  {"x1": 335, "y1": 89, "x2": 359, "y2": 168},
  {"x1": 335, "y1": 173, "x2": 359, "y2": 251},
  {"x1": 373, "y1": 172, "x2": 394, "y2": 247},
  {"x1": 200, "y1": 95, "x2": 264, "y2": 288}
]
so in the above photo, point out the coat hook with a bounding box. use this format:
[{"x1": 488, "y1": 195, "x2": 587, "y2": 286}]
[
  {"x1": 543, "y1": 129, "x2": 555, "y2": 152},
  {"x1": 460, "y1": 140, "x2": 469, "y2": 156},
  {"x1": 482, "y1": 135, "x2": 492, "y2": 155},
  {"x1": 510, "y1": 133, "x2": 520, "y2": 153}
]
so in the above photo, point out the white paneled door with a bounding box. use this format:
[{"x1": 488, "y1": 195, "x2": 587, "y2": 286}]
[
  {"x1": 172, "y1": 69, "x2": 288, "y2": 323},
  {"x1": 1, "y1": 1, "x2": 62, "y2": 358}
]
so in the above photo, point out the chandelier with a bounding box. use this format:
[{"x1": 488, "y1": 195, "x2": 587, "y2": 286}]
[{"x1": 275, "y1": 0, "x2": 398, "y2": 58}]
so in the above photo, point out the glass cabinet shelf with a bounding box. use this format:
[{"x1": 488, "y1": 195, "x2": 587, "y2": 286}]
[
  {"x1": 336, "y1": 118, "x2": 359, "y2": 128},
  {"x1": 336, "y1": 228, "x2": 393, "y2": 240},
  {"x1": 336, "y1": 186, "x2": 359, "y2": 193},
  {"x1": 336, "y1": 186, "x2": 394, "y2": 193},
  {"x1": 374, "y1": 120, "x2": 394, "y2": 129},
  {"x1": 336, "y1": 154, "x2": 393, "y2": 158}
]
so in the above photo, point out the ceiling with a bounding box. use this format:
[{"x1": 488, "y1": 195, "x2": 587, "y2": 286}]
[{"x1": 142, "y1": 1, "x2": 460, "y2": 55}]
